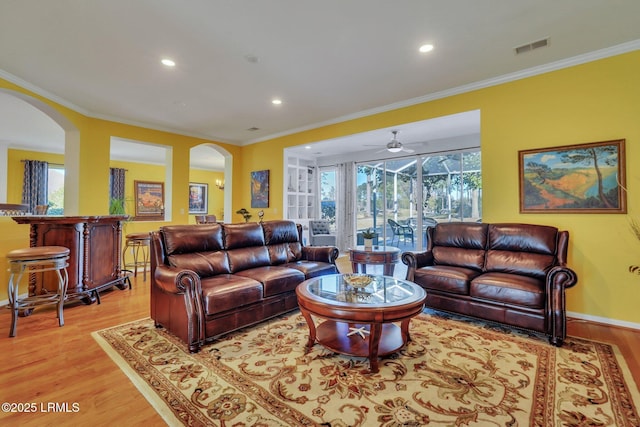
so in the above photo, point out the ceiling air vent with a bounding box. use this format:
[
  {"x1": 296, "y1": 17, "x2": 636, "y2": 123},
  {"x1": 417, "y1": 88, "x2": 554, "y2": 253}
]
[{"x1": 514, "y1": 37, "x2": 549, "y2": 55}]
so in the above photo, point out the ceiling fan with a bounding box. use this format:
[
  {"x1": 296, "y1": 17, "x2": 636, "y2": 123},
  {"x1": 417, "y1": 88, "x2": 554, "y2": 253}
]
[{"x1": 378, "y1": 130, "x2": 414, "y2": 153}]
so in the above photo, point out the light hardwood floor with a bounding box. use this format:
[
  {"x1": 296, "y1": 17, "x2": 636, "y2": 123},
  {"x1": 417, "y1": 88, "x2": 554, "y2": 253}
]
[{"x1": 1, "y1": 266, "x2": 638, "y2": 426}]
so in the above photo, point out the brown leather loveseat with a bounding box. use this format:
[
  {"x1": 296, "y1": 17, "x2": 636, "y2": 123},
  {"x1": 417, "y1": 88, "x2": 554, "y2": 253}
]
[
  {"x1": 402, "y1": 222, "x2": 577, "y2": 346},
  {"x1": 150, "y1": 220, "x2": 339, "y2": 352}
]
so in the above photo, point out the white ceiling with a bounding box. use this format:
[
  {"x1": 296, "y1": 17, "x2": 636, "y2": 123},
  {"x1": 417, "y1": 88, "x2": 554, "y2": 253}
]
[{"x1": 1, "y1": 1, "x2": 640, "y2": 168}]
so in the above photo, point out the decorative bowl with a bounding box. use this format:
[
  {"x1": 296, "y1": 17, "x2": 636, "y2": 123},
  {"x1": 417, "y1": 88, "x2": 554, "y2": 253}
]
[{"x1": 343, "y1": 274, "x2": 374, "y2": 288}]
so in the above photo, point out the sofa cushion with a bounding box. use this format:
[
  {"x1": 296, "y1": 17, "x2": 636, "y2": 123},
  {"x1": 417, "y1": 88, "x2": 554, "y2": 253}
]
[
  {"x1": 200, "y1": 274, "x2": 263, "y2": 315},
  {"x1": 235, "y1": 266, "x2": 305, "y2": 297},
  {"x1": 431, "y1": 222, "x2": 487, "y2": 270},
  {"x1": 284, "y1": 260, "x2": 338, "y2": 278},
  {"x1": 432, "y1": 246, "x2": 486, "y2": 271},
  {"x1": 414, "y1": 265, "x2": 481, "y2": 295},
  {"x1": 267, "y1": 243, "x2": 299, "y2": 265},
  {"x1": 485, "y1": 224, "x2": 557, "y2": 279},
  {"x1": 227, "y1": 246, "x2": 271, "y2": 273},
  {"x1": 162, "y1": 224, "x2": 224, "y2": 255},
  {"x1": 263, "y1": 220, "x2": 300, "y2": 245},
  {"x1": 167, "y1": 251, "x2": 231, "y2": 277},
  {"x1": 224, "y1": 222, "x2": 265, "y2": 249},
  {"x1": 470, "y1": 272, "x2": 545, "y2": 308}
]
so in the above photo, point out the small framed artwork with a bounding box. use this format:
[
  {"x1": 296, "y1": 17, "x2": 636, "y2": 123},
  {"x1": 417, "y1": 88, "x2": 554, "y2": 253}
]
[
  {"x1": 188, "y1": 182, "x2": 208, "y2": 214},
  {"x1": 251, "y1": 169, "x2": 270, "y2": 208},
  {"x1": 519, "y1": 139, "x2": 626, "y2": 213},
  {"x1": 134, "y1": 180, "x2": 165, "y2": 220}
]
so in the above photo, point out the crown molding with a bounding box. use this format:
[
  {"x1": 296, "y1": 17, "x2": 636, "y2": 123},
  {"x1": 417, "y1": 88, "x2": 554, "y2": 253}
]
[
  {"x1": 245, "y1": 39, "x2": 640, "y2": 146},
  {"x1": 2, "y1": 39, "x2": 639, "y2": 147}
]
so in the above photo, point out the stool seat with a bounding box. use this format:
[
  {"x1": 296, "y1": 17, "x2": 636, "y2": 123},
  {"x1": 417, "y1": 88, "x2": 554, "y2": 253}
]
[
  {"x1": 126, "y1": 233, "x2": 150, "y2": 241},
  {"x1": 7, "y1": 246, "x2": 70, "y2": 261},
  {"x1": 123, "y1": 233, "x2": 151, "y2": 282},
  {"x1": 6, "y1": 245, "x2": 70, "y2": 337}
]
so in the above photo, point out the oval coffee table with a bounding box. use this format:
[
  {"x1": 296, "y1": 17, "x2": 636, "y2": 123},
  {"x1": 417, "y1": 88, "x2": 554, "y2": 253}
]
[{"x1": 296, "y1": 274, "x2": 426, "y2": 373}]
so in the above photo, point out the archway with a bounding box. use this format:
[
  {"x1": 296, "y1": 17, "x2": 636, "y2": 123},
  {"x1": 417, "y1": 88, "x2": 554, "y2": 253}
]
[
  {"x1": 0, "y1": 89, "x2": 80, "y2": 213},
  {"x1": 189, "y1": 144, "x2": 232, "y2": 223}
]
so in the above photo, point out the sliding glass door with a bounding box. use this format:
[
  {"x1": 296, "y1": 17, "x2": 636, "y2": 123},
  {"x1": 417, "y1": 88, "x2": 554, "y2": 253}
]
[{"x1": 355, "y1": 150, "x2": 481, "y2": 250}]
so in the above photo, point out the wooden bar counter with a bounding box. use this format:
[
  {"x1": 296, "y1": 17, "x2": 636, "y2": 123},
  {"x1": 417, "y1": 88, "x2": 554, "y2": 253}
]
[{"x1": 12, "y1": 215, "x2": 129, "y2": 302}]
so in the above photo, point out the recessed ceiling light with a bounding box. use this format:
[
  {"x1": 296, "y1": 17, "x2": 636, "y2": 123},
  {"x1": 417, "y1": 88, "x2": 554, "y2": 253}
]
[
  {"x1": 161, "y1": 58, "x2": 176, "y2": 67},
  {"x1": 419, "y1": 44, "x2": 434, "y2": 53},
  {"x1": 305, "y1": 146, "x2": 312, "y2": 150},
  {"x1": 272, "y1": 99, "x2": 282, "y2": 105}
]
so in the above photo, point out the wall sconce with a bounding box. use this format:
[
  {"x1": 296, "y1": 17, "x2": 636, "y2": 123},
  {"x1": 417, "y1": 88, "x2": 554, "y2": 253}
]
[{"x1": 215, "y1": 179, "x2": 225, "y2": 190}]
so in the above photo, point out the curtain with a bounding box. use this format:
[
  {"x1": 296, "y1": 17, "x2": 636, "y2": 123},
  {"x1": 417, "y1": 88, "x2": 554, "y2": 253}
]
[
  {"x1": 22, "y1": 160, "x2": 48, "y2": 213},
  {"x1": 109, "y1": 168, "x2": 126, "y2": 200},
  {"x1": 335, "y1": 162, "x2": 356, "y2": 252}
]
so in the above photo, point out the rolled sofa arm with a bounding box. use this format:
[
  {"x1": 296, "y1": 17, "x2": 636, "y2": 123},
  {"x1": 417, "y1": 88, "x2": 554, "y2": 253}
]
[
  {"x1": 152, "y1": 266, "x2": 205, "y2": 352},
  {"x1": 401, "y1": 251, "x2": 434, "y2": 281},
  {"x1": 545, "y1": 265, "x2": 578, "y2": 346},
  {"x1": 154, "y1": 265, "x2": 202, "y2": 294},
  {"x1": 302, "y1": 246, "x2": 339, "y2": 264}
]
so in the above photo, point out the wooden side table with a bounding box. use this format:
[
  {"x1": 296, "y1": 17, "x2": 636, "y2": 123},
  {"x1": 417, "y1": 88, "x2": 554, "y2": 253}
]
[{"x1": 349, "y1": 245, "x2": 401, "y2": 276}]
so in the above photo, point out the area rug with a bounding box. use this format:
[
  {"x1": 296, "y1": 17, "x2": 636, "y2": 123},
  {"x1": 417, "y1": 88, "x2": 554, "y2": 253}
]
[{"x1": 92, "y1": 311, "x2": 640, "y2": 426}]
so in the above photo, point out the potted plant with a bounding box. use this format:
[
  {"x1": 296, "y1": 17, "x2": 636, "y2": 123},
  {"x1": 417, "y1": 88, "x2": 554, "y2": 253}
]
[
  {"x1": 362, "y1": 228, "x2": 376, "y2": 249},
  {"x1": 236, "y1": 208, "x2": 252, "y2": 223}
]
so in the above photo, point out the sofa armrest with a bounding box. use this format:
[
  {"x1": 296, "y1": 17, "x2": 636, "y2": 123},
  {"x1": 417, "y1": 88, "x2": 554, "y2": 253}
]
[
  {"x1": 153, "y1": 265, "x2": 201, "y2": 293},
  {"x1": 152, "y1": 266, "x2": 205, "y2": 352},
  {"x1": 301, "y1": 246, "x2": 339, "y2": 264},
  {"x1": 545, "y1": 265, "x2": 578, "y2": 346},
  {"x1": 401, "y1": 251, "x2": 434, "y2": 281}
]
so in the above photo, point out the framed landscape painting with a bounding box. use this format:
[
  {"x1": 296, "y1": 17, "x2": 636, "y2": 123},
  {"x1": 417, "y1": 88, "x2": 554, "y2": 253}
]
[
  {"x1": 188, "y1": 182, "x2": 208, "y2": 214},
  {"x1": 519, "y1": 139, "x2": 626, "y2": 213},
  {"x1": 134, "y1": 181, "x2": 165, "y2": 220}
]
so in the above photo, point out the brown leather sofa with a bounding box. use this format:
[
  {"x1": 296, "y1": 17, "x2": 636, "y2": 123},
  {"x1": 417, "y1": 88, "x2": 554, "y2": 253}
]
[
  {"x1": 150, "y1": 220, "x2": 339, "y2": 352},
  {"x1": 402, "y1": 222, "x2": 577, "y2": 346}
]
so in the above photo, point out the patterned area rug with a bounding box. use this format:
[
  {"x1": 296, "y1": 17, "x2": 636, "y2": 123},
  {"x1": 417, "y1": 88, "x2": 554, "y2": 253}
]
[{"x1": 92, "y1": 311, "x2": 640, "y2": 426}]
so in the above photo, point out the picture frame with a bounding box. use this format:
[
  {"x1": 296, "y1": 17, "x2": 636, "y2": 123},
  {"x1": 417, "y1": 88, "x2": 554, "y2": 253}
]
[
  {"x1": 251, "y1": 169, "x2": 270, "y2": 208},
  {"x1": 188, "y1": 182, "x2": 208, "y2": 214},
  {"x1": 519, "y1": 139, "x2": 626, "y2": 213},
  {"x1": 134, "y1": 180, "x2": 165, "y2": 220}
]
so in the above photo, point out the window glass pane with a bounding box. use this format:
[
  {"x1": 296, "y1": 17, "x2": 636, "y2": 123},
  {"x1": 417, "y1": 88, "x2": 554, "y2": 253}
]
[
  {"x1": 320, "y1": 169, "x2": 336, "y2": 226},
  {"x1": 48, "y1": 166, "x2": 64, "y2": 215}
]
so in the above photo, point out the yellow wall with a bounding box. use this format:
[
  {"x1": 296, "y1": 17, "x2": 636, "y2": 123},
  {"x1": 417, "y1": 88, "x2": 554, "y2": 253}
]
[
  {"x1": 246, "y1": 50, "x2": 640, "y2": 326},
  {"x1": 1, "y1": 50, "x2": 639, "y2": 326}
]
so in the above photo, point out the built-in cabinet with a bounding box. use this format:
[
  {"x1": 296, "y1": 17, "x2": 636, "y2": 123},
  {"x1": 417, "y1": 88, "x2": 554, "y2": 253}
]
[{"x1": 285, "y1": 155, "x2": 317, "y2": 243}]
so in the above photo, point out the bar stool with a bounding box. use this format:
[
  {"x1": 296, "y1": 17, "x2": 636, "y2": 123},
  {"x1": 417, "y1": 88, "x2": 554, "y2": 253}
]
[
  {"x1": 122, "y1": 232, "x2": 150, "y2": 282},
  {"x1": 6, "y1": 246, "x2": 70, "y2": 337}
]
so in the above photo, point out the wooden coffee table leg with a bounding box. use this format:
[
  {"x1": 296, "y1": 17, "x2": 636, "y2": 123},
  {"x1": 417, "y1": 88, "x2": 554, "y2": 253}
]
[
  {"x1": 383, "y1": 262, "x2": 395, "y2": 276},
  {"x1": 400, "y1": 318, "x2": 411, "y2": 343},
  {"x1": 299, "y1": 307, "x2": 317, "y2": 352},
  {"x1": 368, "y1": 323, "x2": 382, "y2": 373}
]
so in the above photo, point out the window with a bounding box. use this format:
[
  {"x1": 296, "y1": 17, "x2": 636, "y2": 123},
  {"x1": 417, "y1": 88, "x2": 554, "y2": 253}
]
[
  {"x1": 319, "y1": 168, "x2": 336, "y2": 226},
  {"x1": 355, "y1": 149, "x2": 481, "y2": 250},
  {"x1": 47, "y1": 165, "x2": 64, "y2": 214}
]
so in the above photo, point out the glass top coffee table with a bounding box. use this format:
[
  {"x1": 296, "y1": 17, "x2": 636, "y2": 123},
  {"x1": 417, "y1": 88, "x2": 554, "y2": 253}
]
[{"x1": 296, "y1": 274, "x2": 426, "y2": 373}]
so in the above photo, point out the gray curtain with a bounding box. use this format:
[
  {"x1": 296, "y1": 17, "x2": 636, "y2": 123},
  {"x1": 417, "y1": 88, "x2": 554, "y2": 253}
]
[
  {"x1": 22, "y1": 160, "x2": 48, "y2": 213},
  {"x1": 336, "y1": 162, "x2": 356, "y2": 252},
  {"x1": 110, "y1": 168, "x2": 126, "y2": 200}
]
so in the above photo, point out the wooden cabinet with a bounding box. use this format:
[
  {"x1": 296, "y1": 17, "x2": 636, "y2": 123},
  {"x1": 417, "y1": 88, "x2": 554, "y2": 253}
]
[{"x1": 12, "y1": 215, "x2": 128, "y2": 299}]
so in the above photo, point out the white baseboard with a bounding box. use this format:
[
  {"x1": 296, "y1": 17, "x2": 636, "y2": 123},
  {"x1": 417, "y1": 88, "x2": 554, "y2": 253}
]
[
  {"x1": 0, "y1": 293, "x2": 28, "y2": 307},
  {"x1": 567, "y1": 310, "x2": 640, "y2": 331}
]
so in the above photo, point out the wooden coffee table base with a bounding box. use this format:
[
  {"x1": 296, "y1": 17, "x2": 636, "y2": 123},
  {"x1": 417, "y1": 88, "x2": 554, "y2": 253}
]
[
  {"x1": 301, "y1": 313, "x2": 413, "y2": 373},
  {"x1": 315, "y1": 321, "x2": 408, "y2": 373},
  {"x1": 296, "y1": 274, "x2": 426, "y2": 374}
]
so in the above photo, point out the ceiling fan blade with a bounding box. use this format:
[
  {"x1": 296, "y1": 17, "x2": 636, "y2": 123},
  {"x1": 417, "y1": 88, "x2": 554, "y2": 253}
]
[{"x1": 402, "y1": 147, "x2": 415, "y2": 153}]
